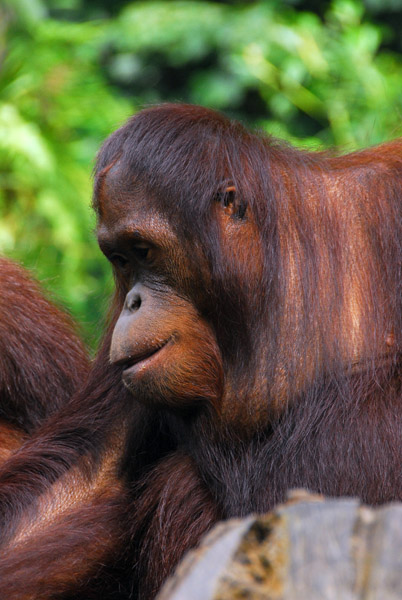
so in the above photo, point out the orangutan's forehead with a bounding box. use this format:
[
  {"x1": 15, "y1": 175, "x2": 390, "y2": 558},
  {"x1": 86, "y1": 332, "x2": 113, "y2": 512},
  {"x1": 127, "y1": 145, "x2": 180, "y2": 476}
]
[
  {"x1": 94, "y1": 159, "x2": 150, "y2": 217},
  {"x1": 102, "y1": 160, "x2": 143, "y2": 197},
  {"x1": 96, "y1": 165, "x2": 175, "y2": 245}
]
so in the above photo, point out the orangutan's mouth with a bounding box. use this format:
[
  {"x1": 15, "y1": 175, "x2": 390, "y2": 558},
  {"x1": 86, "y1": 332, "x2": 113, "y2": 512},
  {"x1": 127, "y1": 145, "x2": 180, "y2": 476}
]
[{"x1": 120, "y1": 338, "x2": 172, "y2": 377}]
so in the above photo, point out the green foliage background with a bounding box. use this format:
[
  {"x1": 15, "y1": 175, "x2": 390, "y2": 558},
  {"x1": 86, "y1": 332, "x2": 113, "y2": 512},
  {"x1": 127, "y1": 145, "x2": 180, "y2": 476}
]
[{"x1": 1, "y1": 0, "x2": 402, "y2": 349}]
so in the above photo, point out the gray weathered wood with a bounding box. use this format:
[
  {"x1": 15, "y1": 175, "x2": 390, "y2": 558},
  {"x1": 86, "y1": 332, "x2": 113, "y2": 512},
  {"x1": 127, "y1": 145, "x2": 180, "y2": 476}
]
[{"x1": 158, "y1": 493, "x2": 402, "y2": 600}]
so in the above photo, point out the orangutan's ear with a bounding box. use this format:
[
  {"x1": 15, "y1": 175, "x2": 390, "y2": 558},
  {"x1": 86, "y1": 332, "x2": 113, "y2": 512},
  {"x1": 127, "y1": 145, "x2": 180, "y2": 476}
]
[{"x1": 215, "y1": 183, "x2": 246, "y2": 219}]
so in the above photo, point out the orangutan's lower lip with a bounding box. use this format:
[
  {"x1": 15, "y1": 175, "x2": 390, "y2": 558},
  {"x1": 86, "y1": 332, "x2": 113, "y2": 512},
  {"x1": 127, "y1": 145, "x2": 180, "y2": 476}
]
[{"x1": 122, "y1": 339, "x2": 171, "y2": 376}]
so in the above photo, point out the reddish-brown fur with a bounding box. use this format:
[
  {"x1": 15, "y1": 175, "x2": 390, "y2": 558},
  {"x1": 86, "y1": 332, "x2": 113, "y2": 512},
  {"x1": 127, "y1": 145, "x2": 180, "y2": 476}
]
[
  {"x1": 0, "y1": 258, "x2": 89, "y2": 459},
  {"x1": 0, "y1": 419, "x2": 26, "y2": 463},
  {"x1": 0, "y1": 105, "x2": 401, "y2": 599}
]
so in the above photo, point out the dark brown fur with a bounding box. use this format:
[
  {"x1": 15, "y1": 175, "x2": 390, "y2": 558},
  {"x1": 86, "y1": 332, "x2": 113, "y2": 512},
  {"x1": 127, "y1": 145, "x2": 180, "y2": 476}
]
[{"x1": 0, "y1": 105, "x2": 401, "y2": 599}]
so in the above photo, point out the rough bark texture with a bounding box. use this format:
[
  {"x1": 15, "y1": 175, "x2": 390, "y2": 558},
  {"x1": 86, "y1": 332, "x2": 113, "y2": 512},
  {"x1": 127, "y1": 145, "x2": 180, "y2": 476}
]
[{"x1": 158, "y1": 491, "x2": 402, "y2": 600}]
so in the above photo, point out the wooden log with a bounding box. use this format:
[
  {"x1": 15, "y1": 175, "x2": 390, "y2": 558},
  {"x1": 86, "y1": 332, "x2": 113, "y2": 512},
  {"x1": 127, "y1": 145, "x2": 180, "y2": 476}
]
[{"x1": 158, "y1": 491, "x2": 402, "y2": 600}]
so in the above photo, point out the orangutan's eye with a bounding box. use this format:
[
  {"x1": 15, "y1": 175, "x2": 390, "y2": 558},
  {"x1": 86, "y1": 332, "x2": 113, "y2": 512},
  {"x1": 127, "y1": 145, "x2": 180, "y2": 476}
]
[
  {"x1": 110, "y1": 253, "x2": 129, "y2": 270},
  {"x1": 133, "y1": 244, "x2": 150, "y2": 262}
]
